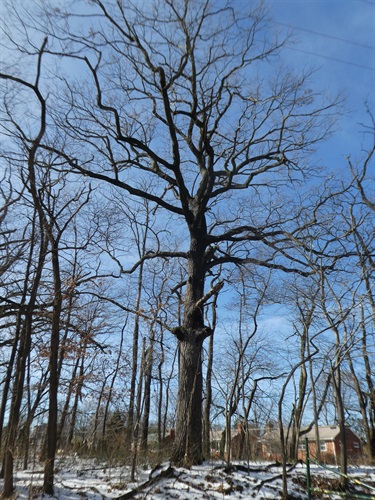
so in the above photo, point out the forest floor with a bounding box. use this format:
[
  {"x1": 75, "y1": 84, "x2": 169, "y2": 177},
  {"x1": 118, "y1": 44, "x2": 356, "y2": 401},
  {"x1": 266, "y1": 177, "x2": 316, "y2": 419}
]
[{"x1": 2, "y1": 457, "x2": 375, "y2": 499}]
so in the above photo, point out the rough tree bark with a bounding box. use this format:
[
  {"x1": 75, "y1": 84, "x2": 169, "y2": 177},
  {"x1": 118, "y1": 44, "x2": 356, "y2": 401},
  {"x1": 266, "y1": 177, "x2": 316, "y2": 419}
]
[{"x1": 171, "y1": 225, "x2": 212, "y2": 464}]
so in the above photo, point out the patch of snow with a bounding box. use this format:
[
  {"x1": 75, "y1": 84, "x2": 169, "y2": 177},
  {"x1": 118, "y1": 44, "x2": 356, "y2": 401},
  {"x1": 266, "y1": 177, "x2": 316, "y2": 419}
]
[{"x1": 1, "y1": 458, "x2": 375, "y2": 499}]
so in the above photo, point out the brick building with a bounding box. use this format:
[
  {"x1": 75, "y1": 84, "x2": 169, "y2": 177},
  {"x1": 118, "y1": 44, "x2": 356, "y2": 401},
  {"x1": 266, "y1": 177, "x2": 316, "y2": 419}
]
[{"x1": 298, "y1": 425, "x2": 363, "y2": 463}]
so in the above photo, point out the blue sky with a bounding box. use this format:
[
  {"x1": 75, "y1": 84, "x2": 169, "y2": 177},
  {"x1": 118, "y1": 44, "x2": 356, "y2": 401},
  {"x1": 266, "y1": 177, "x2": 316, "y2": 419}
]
[{"x1": 266, "y1": 0, "x2": 375, "y2": 166}]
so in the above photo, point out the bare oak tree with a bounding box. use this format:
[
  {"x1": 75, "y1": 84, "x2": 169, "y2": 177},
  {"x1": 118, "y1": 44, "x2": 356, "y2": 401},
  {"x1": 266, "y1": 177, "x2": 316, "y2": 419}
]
[{"x1": 3, "y1": 0, "x2": 340, "y2": 466}]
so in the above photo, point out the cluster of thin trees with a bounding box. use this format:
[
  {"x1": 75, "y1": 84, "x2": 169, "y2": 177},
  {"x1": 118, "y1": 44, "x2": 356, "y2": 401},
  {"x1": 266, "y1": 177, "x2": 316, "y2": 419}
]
[{"x1": 0, "y1": 0, "x2": 374, "y2": 498}]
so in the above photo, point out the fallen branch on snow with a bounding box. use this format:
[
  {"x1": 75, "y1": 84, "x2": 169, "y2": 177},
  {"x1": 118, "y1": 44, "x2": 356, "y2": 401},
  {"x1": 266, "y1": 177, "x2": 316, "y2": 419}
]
[
  {"x1": 255, "y1": 461, "x2": 303, "y2": 490},
  {"x1": 114, "y1": 464, "x2": 178, "y2": 499}
]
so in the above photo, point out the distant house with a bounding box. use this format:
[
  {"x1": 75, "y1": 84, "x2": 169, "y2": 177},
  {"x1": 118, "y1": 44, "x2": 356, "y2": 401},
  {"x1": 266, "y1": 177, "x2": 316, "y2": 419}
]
[
  {"x1": 210, "y1": 428, "x2": 224, "y2": 458},
  {"x1": 211, "y1": 424, "x2": 363, "y2": 463},
  {"x1": 259, "y1": 425, "x2": 363, "y2": 463},
  {"x1": 210, "y1": 423, "x2": 262, "y2": 460},
  {"x1": 259, "y1": 427, "x2": 284, "y2": 461},
  {"x1": 298, "y1": 425, "x2": 363, "y2": 463}
]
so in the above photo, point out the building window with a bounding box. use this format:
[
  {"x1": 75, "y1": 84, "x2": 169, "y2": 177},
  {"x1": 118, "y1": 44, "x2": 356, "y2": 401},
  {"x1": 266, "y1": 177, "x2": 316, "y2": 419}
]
[
  {"x1": 298, "y1": 444, "x2": 306, "y2": 450},
  {"x1": 353, "y1": 442, "x2": 359, "y2": 449},
  {"x1": 320, "y1": 442, "x2": 327, "y2": 451}
]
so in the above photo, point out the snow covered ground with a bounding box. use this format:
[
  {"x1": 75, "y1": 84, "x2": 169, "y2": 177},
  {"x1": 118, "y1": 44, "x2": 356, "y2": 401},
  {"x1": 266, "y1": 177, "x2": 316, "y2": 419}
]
[{"x1": 2, "y1": 457, "x2": 375, "y2": 499}]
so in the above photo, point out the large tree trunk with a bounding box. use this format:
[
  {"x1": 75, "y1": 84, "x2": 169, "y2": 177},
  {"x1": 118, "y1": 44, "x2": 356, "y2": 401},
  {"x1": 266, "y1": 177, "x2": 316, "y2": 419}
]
[
  {"x1": 172, "y1": 336, "x2": 204, "y2": 466},
  {"x1": 171, "y1": 230, "x2": 210, "y2": 466}
]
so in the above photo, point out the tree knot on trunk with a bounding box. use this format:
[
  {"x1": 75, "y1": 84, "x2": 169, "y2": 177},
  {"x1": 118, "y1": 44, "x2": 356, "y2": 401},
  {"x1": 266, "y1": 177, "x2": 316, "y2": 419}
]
[
  {"x1": 195, "y1": 326, "x2": 213, "y2": 344},
  {"x1": 172, "y1": 326, "x2": 185, "y2": 341},
  {"x1": 172, "y1": 326, "x2": 213, "y2": 343}
]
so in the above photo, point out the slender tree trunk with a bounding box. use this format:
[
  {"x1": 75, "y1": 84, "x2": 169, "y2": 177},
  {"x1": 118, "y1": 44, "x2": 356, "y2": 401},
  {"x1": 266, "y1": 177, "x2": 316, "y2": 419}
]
[
  {"x1": 346, "y1": 350, "x2": 372, "y2": 457},
  {"x1": 56, "y1": 239, "x2": 80, "y2": 448},
  {"x1": 43, "y1": 241, "x2": 63, "y2": 495},
  {"x1": 0, "y1": 213, "x2": 38, "y2": 477},
  {"x1": 359, "y1": 303, "x2": 375, "y2": 459},
  {"x1": 102, "y1": 323, "x2": 126, "y2": 441},
  {"x1": 22, "y1": 368, "x2": 49, "y2": 470},
  {"x1": 57, "y1": 356, "x2": 81, "y2": 448},
  {"x1": 353, "y1": 236, "x2": 375, "y2": 459},
  {"x1": 0, "y1": 334, "x2": 18, "y2": 478},
  {"x1": 26, "y1": 154, "x2": 63, "y2": 495},
  {"x1": 90, "y1": 376, "x2": 108, "y2": 452},
  {"x1": 278, "y1": 354, "x2": 315, "y2": 499},
  {"x1": 157, "y1": 346, "x2": 165, "y2": 447},
  {"x1": 290, "y1": 360, "x2": 307, "y2": 461},
  {"x1": 2, "y1": 235, "x2": 47, "y2": 498},
  {"x1": 22, "y1": 425, "x2": 30, "y2": 472},
  {"x1": 0, "y1": 327, "x2": 20, "y2": 479},
  {"x1": 160, "y1": 346, "x2": 177, "y2": 450},
  {"x1": 203, "y1": 292, "x2": 217, "y2": 458},
  {"x1": 307, "y1": 342, "x2": 321, "y2": 463},
  {"x1": 278, "y1": 375, "x2": 291, "y2": 499},
  {"x1": 140, "y1": 358, "x2": 152, "y2": 457},
  {"x1": 332, "y1": 365, "x2": 348, "y2": 490},
  {"x1": 127, "y1": 262, "x2": 144, "y2": 444},
  {"x1": 203, "y1": 334, "x2": 213, "y2": 458},
  {"x1": 22, "y1": 353, "x2": 32, "y2": 471},
  {"x1": 141, "y1": 331, "x2": 154, "y2": 456},
  {"x1": 130, "y1": 338, "x2": 146, "y2": 481},
  {"x1": 239, "y1": 381, "x2": 258, "y2": 461},
  {"x1": 67, "y1": 346, "x2": 87, "y2": 448}
]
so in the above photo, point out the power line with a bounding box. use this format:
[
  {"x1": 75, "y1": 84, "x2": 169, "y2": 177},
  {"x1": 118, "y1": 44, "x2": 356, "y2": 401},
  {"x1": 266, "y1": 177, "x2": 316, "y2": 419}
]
[
  {"x1": 275, "y1": 21, "x2": 375, "y2": 50},
  {"x1": 286, "y1": 45, "x2": 375, "y2": 71}
]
